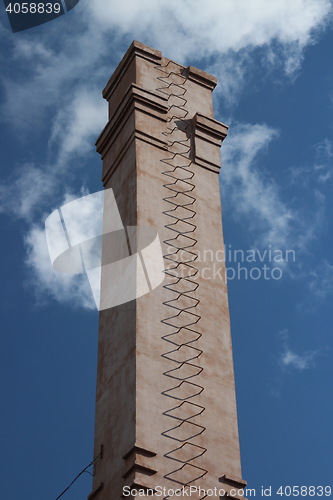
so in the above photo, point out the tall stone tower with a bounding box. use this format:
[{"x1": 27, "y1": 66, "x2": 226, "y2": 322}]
[{"x1": 88, "y1": 41, "x2": 246, "y2": 499}]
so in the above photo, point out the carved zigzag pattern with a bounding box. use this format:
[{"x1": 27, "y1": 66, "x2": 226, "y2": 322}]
[{"x1": 156, "y1": 61, "x2": 207, "y2": 499}]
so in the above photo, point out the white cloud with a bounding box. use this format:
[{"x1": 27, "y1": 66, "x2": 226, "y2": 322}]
[
  {"x1": 0, "y1": 88, "x2": 105, "y2": 222},
  {"x1": 0, "y1": 164, "x2": 57, "y2": 220},
  {"x1": 288, "y1": 138, "x2": 333, "y2": 187},
  {"x1": 221, "y1": 123, "x2": 294, "y2": 248},
  {"x1": 278, "y1": 329, "x2": 320, "y2": 370},
  {"x1": 1, "y1": 20, "x2": 108, "y2": 130},
  {"x1": 50, "y1": 87, "x2": 106, "y2": 166},
  {"x1": 220, "y1": 124, "x2": 331, "y2": 255},
  {"x1": 25, "y1": 220, "x2": 96, "y2": 311},
  {"x1": 280, "y1": 349, "x2": 317, "y2": 370},
  {"x1": 208, "y1": 51, "x2": 252, "y2": 109},
  {"x1": 1, "y1": 0, "x2": 332, "y2": 131},
  {"x1": 12, "y1": 38, "x2": 55, "y2": 61},
  {"x1": 88, "y1": 0, "x2": 332, "y2": 66},
  {"x1": 78, "y1": 0, "x2": 333, "y2": 109},
  {"x1": 23, "y1": 187, "x2": 119, "y2": 311},
  {"x1": 308, "y1": 260, "x2": 333, "y2": 300}
]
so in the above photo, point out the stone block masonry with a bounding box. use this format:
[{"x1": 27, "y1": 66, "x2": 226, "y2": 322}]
[{"x1": 89, "y1": 41, "x2": 246, "y2": 500}]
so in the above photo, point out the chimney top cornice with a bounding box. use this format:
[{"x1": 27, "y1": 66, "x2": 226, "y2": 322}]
[
  {"x1": 102, "y1": 41, "x2": 219, "y2": 103},
  {"x1": 103, "y1": 41, "x2": 162, "y2": 101}
]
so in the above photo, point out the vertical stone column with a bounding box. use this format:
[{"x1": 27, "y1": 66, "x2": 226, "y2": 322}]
[{"x1": 89, "y1": 41, "x2": 246, "y2": 500}]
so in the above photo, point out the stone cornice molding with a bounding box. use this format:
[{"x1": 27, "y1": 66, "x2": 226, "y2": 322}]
[
  {"x1": 193, "y1": 112, "x2": 228, "y2": 173},
  {"x1": 103, "y1": 41, "x2": 163, "y2": 102},
  {"x1": 96, "y1": 84, "x2": 168, "y2": 184},
  {"x1": 187, "y1": 65, "x2": 218, "y2": 90}
]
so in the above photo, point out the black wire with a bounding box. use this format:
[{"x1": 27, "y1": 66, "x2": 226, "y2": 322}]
[{"x1": 55, "y1": 452, "x2": 101, "y2": 500}]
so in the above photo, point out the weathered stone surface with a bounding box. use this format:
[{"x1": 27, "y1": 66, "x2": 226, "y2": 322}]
[{"x1": 89, "y1": 41, "x2": 246, "y2": 499}]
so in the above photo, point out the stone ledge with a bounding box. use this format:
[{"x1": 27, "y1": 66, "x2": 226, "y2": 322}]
[
  {"x1": 194, "y1": 112, "x2": 228, "y2": 143},
  {"x1": 96, "y1": 83, "x2": 168, "y2": 158},
  {"x1": 103, "y1": 41, "x2": 162, "y2": 102},
  {"x1": 122, "y1": 445, "x2": 157, "y2": 479},
  {"x1": 219, "y1": 473, "x2": 247, "y2": 488},
  {"x1": 187, "y1": 65, "x2": 218, "y2": 90},
  {"x1": 219, "y1": 474, "x2": 248, "y2": 500},
  {"x1": 193, "y1": 112, "x2": 228, "y2": 173}
]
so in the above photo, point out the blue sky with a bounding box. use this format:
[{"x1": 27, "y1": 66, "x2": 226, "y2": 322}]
[{"x1": 0, "y1": 1, "x2": 333, "y2": 498}]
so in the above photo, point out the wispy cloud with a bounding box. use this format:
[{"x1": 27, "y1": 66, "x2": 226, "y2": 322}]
[
  {"x1": 220, "y1": 123, "x2": 331, "y2": 266},
  {"x1": 87, "y1": 0, "x2": 333, "y2": 112},
  {"x1": 288, "y1": 138, "x2": 333, "y2": 187},
  {"x1": 0, "y1": 89, "x2": 105, "y2": 222},
  {"x1": 280, "y1": 349, "x2": 318, "y2": 370},
  {"x1": 220, "y1": 123, "x2": 295, "y2": 249},
  {"x1": 278, "y1": 329, "x2": 320, "y2": 370},
  {"x1": 1, "y1": 0, "x2": 332, "y2": 129},
  {"x1": 24, "y1": 195, "x2": 96, "y2": 311},
  {"x1": 0, "y1": 164, "x2": 57, "y2": 221},
  {"x1": 208, "y1": 51, "x2": 253, "y2": 109},
  {"x1": 49, "y1": 86, "x2": 106, "y2": 167},
  {"x1": 89, "y1": 0, "x2": 333, "y2": 70},
  {"x1": 1, "y1": 20, "x2": 108, "y2": 130},
  {"x1": 308, "y1": 260, "x2": 333, "y2": 301}
]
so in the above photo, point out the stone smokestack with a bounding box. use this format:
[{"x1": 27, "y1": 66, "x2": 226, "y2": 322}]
[{"x1": 88, "y1": 41, "x2": 246, "y2": 500}]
